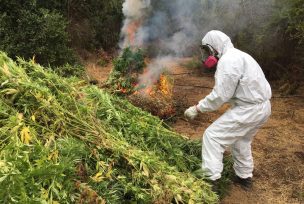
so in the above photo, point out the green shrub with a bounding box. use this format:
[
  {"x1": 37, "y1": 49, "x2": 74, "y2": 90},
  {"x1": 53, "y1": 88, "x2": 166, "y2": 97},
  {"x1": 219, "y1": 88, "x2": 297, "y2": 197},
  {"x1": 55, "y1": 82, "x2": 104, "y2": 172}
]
[
  {"x1": 106, "y1": 48, "x2": 145, "y2": 94},
  {"x1": 0, "y1": 1, "x2": 76, "y2": 67},
  {"x1": 113, "y1": 47, "x2": 145, "y2": 74},
  {"x1": 287, "y1": 0, "x2": 304, "y2": 44},
  {"x1": 36, "y1": 0, "x2": 124, "y2": 51}
]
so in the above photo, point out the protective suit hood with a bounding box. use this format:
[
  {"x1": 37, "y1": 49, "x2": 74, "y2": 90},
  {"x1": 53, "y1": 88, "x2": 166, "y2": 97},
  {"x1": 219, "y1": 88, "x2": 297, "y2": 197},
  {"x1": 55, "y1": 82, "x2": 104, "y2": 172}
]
[{"x1": 202, "y1": 30, "x2": 234, "y2": 57}]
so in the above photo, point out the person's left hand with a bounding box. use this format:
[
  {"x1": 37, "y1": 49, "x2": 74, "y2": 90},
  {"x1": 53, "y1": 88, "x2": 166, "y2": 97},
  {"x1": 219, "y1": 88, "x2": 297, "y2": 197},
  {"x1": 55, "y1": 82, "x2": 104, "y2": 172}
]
[{"x1": 184, "y1": 106, "x2": 199, "y2": 120}]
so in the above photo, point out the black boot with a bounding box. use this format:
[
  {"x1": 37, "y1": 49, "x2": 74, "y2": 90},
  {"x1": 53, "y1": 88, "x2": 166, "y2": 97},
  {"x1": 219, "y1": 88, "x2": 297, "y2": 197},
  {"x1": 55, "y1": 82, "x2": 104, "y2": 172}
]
[
  {"x1": 210, "y1": 179, "x2": 220, "y2": 194},
  {"x1": 233, "y1": 176, "x2": 252, "y2": 191}
]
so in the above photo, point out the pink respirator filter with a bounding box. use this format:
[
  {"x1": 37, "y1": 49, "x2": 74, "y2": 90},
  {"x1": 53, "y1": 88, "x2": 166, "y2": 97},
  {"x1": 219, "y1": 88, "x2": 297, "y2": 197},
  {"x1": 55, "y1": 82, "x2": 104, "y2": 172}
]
[{"x1": 204, "y1": 56, "x2": 218, "y2": 69}]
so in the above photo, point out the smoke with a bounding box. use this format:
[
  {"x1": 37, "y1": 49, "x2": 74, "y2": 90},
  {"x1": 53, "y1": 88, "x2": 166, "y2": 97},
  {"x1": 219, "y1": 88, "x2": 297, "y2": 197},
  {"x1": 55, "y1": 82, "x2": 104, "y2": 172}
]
[
  {"x1": 137, "y1": 56, "x2": 175, "y2": 89},
  {"x1": 120, "y1": 0, "x2": 151, "y2": 48},
  {"x1": 119, "y1": 0, "x2": 275, "y2": 86},
  {"x1": 120, "y1": 0, "x2": 275, "y2": 55}
]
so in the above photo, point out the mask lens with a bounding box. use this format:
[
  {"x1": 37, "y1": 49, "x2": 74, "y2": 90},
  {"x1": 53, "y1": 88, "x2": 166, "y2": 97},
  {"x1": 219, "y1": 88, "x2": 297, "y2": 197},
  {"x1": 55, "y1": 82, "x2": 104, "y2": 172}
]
[
  {"x1": 200, "y1": 45, "x2": 211, "y2": 61},
  {"x1": 201, "y1": 50, "x2": 209, "y2": 61}
]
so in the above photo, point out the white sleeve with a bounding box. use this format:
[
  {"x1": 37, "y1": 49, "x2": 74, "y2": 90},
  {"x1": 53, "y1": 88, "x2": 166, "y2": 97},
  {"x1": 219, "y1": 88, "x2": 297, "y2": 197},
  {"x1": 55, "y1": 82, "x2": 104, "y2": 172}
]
[{"x1": 197, "y1": 70, "x2": 240, "y2": 112}]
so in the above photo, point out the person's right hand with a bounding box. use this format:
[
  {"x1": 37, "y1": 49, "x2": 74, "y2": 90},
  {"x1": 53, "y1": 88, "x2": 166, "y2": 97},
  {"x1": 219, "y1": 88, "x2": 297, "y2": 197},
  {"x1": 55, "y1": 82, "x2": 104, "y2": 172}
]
[{"x1": 184, "y1": 106, "x2": 199, "y2": 120}]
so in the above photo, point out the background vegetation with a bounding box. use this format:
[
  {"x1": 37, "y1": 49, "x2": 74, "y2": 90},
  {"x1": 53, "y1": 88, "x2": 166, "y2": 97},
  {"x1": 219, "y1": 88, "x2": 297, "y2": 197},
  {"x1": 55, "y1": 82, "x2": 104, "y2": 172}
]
[
  {"x1": 0, "y1": 0, "x2": 75, "y2": 66},
  {"x1": 0, "y1": 0, "x2": 123, "y2": 71},
  {"x1": 36, "y1": 0, "x2": 124, "y2": 51},
  {"x1": 0, "y1": 0, "x2": 303, "y2": 84},
  {"x1": 234, "y1": 0, "x2": 304, "y2": 89}
]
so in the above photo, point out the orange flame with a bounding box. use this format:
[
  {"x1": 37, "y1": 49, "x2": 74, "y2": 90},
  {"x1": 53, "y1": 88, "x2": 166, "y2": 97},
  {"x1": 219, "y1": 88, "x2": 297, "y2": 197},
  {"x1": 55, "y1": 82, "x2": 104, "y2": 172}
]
[
  {"x1": 133, "y1": 85, "x2": 154, "y2": 96},
  {"x1": 145, "y1": 86, "x2": 155, "y2": 96},
  {"x1": 117, "y1": 84, "x2": 129, "y2": 94},
  {"x1": 159, "y1": 75, "x2": 173, "y2": 98},
  {"x1": 125, "y1": 20, "x2": 141, "y2": 46},
  {"x1": 132, "y1": 74, "x2": 173, "y2": 98},
  {"x1": 120, "y1": 88, "x2": 128, "y2": 94}
]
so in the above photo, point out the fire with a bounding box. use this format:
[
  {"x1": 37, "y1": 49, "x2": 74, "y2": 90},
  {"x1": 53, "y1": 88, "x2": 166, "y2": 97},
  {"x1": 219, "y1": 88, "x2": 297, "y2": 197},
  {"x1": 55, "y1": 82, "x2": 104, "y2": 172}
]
[
  {"x1": 132, "y1": 74, "x2": 173, "y2": 98},
  {"x1": 133, "y1": 84, "x2": 154, "y2": 96},
  {"x1": 129, "y1": 73, "x2": 175, "y2": 119},
  {"x1": 120, "y1": 88, "x2": 128, "y2": 94},
  {"x1": 159, "y1": 75, "x2": 173, "y2": 98},
  {"x1": 117, "y1": 84, "x2": 129, "y2": 94},
  {"x1": 124, "y1": 20, "x2": 141, "y2": 46},
  {"x1": 145, "y1": 86, "x2": 154, "y2": 96}
]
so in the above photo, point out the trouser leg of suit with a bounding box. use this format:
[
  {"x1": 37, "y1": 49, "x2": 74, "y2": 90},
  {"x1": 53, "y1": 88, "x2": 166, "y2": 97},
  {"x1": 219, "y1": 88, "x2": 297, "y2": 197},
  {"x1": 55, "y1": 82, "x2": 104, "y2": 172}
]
[
  {"x1": 202, "y1": 101, "x2": 271, "y2": 181},
  {"x1": 231, "y1": 131, "x2": 255, "y2": 179},
  {"x1": 202, "y1": 130, "x2": 226, "y2": 180},
  {"x1": 232, "y1": 117, "x2": 268, "y2": 179}
]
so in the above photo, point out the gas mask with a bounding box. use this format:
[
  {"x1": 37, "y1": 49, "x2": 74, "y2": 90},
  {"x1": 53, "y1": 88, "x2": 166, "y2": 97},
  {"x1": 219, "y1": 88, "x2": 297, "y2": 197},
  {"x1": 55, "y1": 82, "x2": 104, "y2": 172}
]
[{"x1": 199, "y1": 44, "x2": 219, "y2": 70}]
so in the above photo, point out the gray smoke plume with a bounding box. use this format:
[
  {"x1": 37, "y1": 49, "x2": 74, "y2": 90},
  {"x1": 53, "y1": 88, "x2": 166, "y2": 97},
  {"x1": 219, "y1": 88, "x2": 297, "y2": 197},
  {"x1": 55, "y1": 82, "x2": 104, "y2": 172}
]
[
  {"x1": 120, "y1": 0, "x2": 151, "y2": 48},
  {"x1": 137, "y1": 56, "x2": 176, "y2": 90},
  {"x1": 119, "y1": 0, "x2": 275, "y2": 86},
  {"x1": 120, "y1": 0, "x2": 275, "y2": 56}
]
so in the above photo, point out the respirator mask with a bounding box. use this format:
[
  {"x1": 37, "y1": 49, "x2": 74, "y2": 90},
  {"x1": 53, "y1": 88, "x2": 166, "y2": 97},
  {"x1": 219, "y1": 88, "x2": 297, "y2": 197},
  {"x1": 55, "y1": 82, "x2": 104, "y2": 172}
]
[{"x1": 199, "y1": 44, "x2": 219, "y2": 70}]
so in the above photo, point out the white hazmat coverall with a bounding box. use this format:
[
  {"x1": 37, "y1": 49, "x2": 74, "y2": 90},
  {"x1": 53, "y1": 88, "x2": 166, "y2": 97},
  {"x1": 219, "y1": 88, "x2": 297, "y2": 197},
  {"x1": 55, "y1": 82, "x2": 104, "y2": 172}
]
[{"x1": 196, "y1": 31, "x2": 272, "y2": 181}]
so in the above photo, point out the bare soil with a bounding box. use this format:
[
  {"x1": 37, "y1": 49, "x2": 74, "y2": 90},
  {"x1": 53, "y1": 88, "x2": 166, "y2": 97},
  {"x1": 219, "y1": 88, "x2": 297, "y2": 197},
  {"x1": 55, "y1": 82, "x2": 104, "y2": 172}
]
[
  {"x1": 82, "y1": 51, "x2": 113, "y2": 86},
  {"x1": 86, "y1": 57, "x2": 304, "y2": 204}
]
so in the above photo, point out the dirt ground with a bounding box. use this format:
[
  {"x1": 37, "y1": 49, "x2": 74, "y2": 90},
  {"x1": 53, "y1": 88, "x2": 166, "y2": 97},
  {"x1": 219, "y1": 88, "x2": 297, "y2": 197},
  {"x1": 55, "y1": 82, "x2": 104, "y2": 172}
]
[{"x1": 86, "y1": 57, "x2": 304, "y2": 204}]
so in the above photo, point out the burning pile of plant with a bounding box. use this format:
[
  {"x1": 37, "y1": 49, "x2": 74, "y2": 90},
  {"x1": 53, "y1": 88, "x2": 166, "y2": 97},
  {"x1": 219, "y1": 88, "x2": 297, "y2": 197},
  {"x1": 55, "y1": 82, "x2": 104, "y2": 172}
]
[
  {"x1": 129, "y1": 73, "x2": 176, "y2": 119},
  {"x1": 106, "y1": 48, "x2": 176, "y2": 119},
  {"x1": 0, "y1": 52, "x2": 218, "y2": 203}
]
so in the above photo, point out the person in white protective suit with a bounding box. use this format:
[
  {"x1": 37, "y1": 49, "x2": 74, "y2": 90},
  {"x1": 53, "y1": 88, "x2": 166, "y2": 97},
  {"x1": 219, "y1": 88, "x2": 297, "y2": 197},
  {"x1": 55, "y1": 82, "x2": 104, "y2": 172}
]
[{"x1": 184, "y1": 30, "x2": 272, "y2": 190}]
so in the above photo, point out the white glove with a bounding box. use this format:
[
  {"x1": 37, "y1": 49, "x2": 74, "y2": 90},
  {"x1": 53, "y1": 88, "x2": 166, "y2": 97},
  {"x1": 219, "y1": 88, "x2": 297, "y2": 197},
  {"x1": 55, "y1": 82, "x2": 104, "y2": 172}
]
[{"x1": 184, "y1": 106, "x2": 199, "y2": 120}]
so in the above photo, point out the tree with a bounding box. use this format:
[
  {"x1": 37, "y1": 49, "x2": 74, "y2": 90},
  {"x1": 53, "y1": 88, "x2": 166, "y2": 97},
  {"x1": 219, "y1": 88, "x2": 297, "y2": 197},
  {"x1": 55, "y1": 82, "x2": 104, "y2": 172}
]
[{"x1": 0, "y1": 0, "x2": 75, "y2": 66}]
